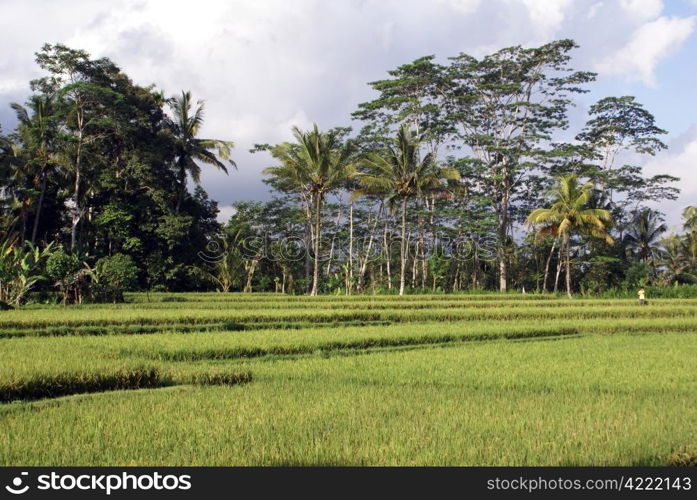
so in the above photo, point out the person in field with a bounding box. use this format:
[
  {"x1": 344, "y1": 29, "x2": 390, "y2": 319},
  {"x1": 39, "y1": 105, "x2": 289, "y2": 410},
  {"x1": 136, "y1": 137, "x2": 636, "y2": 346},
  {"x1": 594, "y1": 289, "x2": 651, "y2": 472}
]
[{"x1": 638, "y1": 288, "x2": 647, "y2": 306}]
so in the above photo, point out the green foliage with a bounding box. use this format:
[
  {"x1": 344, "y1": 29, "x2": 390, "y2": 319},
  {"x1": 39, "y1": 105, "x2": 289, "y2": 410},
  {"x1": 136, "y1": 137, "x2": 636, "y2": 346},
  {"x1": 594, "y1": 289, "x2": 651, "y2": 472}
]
[
  {"x1": 0, "y1": 40, "x2": 691, "y2": 298},
  {"x1": 189, "y1": 372, "x2": 253, "y2": 386},
  {"x1": 93, "y1": 253, "x2": 139, "y2": 303},
  {"x1": 45, "y1": 246, "x2": 82, "y2": 303},
  {"x1": 0, "y1": 367, "x2": 163, "y2": 403},
  {"x1": 0, "y1": 240, "x2": 53, "y2": 305},
  {"x1": 1, "y1": 44, "x2": 227, "y2": 300},
  {"x1": 264, "y1": 124, "x2": 355, "y2": 295},
  {"x1": 527, "y1": 175, "x2": 613, "y2": 297},
  {"x1": 168, "y1": 90, "x2": 235, "y2": 212},
  {"x1": 1, "y1": 294, "x2": 697, "y2": 465},
  {"x1": 623, "y1": 261, "x2": 652, "y2": 288}
]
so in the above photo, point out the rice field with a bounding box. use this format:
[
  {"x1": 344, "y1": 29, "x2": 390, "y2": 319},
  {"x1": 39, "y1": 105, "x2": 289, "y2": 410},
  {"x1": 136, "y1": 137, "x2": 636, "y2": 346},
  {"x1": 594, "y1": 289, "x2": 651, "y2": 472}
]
[{"x1": 1, "y1": 293, "x2": 696, "y2": 465}]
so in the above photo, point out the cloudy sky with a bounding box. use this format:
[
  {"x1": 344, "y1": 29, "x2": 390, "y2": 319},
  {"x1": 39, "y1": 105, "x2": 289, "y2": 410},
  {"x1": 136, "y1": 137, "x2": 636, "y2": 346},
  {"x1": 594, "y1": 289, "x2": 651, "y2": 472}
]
[{"x1": 1, "y1": 0, "x2": 696, "y2": 228}]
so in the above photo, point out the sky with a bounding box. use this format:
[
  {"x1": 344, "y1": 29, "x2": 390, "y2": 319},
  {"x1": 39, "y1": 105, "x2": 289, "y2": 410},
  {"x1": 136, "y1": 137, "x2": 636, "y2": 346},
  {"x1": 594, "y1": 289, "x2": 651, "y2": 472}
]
[{"x1": 1, "y1": 0, "x2": 696, "y2": 229}]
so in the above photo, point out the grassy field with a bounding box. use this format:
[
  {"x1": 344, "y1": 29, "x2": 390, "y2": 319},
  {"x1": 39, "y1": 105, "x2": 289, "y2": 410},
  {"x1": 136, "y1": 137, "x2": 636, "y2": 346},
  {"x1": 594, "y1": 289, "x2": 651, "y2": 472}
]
[{"x1": 1, "y1": 293, "x2": 696, "y2": 465}]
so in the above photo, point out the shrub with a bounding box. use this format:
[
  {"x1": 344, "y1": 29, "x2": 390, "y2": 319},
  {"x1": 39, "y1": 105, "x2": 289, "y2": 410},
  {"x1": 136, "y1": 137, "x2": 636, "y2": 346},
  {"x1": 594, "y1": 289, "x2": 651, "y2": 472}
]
[
  {"x1": 45, "y1": 247, "x2": 82, "y2": 304},
  {"x1": 623, "y1": 261, "x2": 652, "y2": 288},
  {"x1": 0, "y1": 240, "x2": 53, "y2": 305},
  {"x1": 94, "y1": 254, "x2": 139, "y2": 303}
]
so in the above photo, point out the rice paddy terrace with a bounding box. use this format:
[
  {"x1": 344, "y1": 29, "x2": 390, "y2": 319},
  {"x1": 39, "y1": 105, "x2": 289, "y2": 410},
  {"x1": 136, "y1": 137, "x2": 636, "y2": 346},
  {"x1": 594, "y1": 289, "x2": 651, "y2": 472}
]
[{"x1": 1, "y1": 293, "x2": 696, "y2": 465}]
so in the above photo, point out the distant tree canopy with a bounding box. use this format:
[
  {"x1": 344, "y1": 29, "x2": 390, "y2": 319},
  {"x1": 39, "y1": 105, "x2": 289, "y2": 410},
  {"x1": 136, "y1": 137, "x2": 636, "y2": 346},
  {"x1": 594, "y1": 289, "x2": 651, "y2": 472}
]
[{"x1": 0, "y1": 40, "x2": 692, "y2": 301}]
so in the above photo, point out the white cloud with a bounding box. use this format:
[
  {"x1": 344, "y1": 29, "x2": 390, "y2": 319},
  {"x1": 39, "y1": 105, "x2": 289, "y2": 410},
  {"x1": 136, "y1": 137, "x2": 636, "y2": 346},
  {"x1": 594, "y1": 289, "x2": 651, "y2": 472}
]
[
  {"x1": 436, "y1": 0, "x2": 481, "y2": 14},
  {"x1": 0, "y1": 0, "x2": 696, "y2": 221},
  {"x1": 595, "y1": 15, "x2": 696, "y2": 86},
  {"x1": 519, "y1": 0, "x2": 573, "y2": 37},
  {"x1": 619, "y1": 0, "x2": 663, "y2": 20},
  {"x1": 643, "y1": 127, "x2": 697, "y2": 228},
  {"x1": 586, "y1": 2, "x2": 604, "y2": 20},
  {"x1": 0, "y1": 79, "x2": 26, "y2": 94}
]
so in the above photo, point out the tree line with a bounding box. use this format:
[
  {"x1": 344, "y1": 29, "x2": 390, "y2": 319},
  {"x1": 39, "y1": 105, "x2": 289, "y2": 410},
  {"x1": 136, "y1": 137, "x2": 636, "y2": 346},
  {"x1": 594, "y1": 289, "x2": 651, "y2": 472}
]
[{"x1": 1, "y1": 40, "x2": 695, "y2": 303}]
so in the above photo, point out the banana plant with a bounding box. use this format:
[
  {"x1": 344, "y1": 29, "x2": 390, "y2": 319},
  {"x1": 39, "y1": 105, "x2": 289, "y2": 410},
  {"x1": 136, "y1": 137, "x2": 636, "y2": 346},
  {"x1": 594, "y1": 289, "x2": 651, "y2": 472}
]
[{"x1": 0, "y1": 239, "x2": 54, "y2": 305}]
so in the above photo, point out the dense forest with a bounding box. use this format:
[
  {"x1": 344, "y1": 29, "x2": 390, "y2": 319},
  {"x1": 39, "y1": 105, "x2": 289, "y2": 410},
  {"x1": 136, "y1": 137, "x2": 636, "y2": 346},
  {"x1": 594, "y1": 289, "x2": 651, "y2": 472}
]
[{"x1": 1, "y1": 40, "x2": 695, "y2": 303}]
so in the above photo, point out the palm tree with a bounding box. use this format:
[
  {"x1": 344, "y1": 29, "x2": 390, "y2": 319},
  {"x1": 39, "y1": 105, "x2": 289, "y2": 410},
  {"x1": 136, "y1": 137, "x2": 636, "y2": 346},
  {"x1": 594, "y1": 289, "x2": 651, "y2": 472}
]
[
  {"x1": 684, "y1": 206, "x2": 697, "y2": 231},
  {"x1": 11, "y1": 95, "x2": 58, "y2": 244},
  {"x1": 659, "y1": 234, "x2": 694, "y2": 285},
  {"x1": 624, "y1": 208, "x2": 667, "y2": 265},
  {"x1": 264, "y1": 125, "x2": 354, "y2": 296},
  {"x1": 169, "y1": 91, "x2": 235, "y2": 212},
  {"x1": 683, "y1": 206, "x2": 697, "y2": 269},
  {"x1": 527, "y1": 175, "x2": 613, "y2": 298},
  {"x1": 0, "y1": 134, "x2": 22, "y2": 241},
  {"x1": 0, "y1": 134, "x2": 32, "y2": 243},
  {"x1": 353, "y1": 125, "x2": 458, "y2": 296}
]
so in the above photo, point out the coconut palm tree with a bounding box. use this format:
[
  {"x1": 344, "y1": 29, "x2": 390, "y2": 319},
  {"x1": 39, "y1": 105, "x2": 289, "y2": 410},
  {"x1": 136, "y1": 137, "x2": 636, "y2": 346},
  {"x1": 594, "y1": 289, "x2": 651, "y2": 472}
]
[
  {"x1": 0, "y1": 134, "x2": 32, "y2": 242},
  {"x1": 659, "y1": 234, "x2": 694, "y2": 285},
  {"x1": 169, "y1": 91, "x2": 235, "y2": 212},
  {"x1": 684, "y1": 206, "x2": 697, "y2": 231},
  {"x1": 527, "y1": 175, "x2": 613, "y2": 298},
  {"x1": 0, "y1": 134, "x2": 22, "y2": 241},
  {"x1": 624, "y1": 208, "x2": 667, "y2": 265},
  {"x1": 11, "y1": 95, "x2": 58, "y2": 244},
  {"x1": 683, "y1": 206, "x2": 697, "y2": 270},
  {"x1": 263, "y1": 125, "x2": 354, "y2": 296},
  {"x1": 353, "y1": 125, "x2": 458, "y2": 296}
]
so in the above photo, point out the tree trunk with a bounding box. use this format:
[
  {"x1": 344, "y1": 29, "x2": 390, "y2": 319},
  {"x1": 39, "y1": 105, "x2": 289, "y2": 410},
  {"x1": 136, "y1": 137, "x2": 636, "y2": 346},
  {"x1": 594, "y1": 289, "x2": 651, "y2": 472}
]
[
  {"x1": 418, "y1": 204, "x2": 427, "y2": 289},
  {"x1": 325, "y1": 207, "x2": 342, "y2": 276},
  {"x1": 553, "y1": 242, "x2": 563, "y2": 293},
  {"x1": 310, "y1": 192, "x2": 323, "y2": 296},
  {"x1": 399, "y1": 196, "x2": 408, "y2": 296},
  {"x1": 70, "y1": 110, "x2": 84, "y2": 252},
  {"x1": 325, "y1": 238, "x2": 335, "y2": 276},
  {"x1": 497, "y1": 203, "x2": 508, "y2": 292},
  {"x1": 497, "y1": 184, "x2": 511, "y2": 292},
  {"x1": 357, "y1": 202, "x2": 380, "y2": 293},
  {"x1": 498, "y1": 250, "x2": 507, "y2": 292},
  {"x1": 542, "y1": 237, "x2": 557, "y2": 293},
  {"x1": 383, "y1": 217, "x2": 391, "y2": 290},
  {"x1": 244, "y1": 259, "x2": 258, "y2": 293},
  {"x1": 30, "y1": 172, "x2": 47, "y2": 245},
  {"x1": 70, "y1": 152, "x2": 81, "y2": 251},
  {"x1": 564, "y1": 233, "x2": 572, "y2": 299},
  {"x1": 20, "y1": 205, "x2": 28, "y2": 244},
  {"x1": 411, "y1": 239, "x2": 418, "y2": 288},
  {"x1": 348, "y1": 203, "x2": 353, "y2": 294},
  {"x1": 175, "y1": 166, "x2": 186, "y2": 214}
]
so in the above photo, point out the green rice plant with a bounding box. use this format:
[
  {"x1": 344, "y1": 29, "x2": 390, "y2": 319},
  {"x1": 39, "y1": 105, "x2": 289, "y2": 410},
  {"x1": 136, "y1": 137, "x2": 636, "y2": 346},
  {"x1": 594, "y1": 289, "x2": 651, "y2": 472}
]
[
  {"x1": 2, "y1": 293, "x2": 697, "y2": 465},
  {"x1": 154, "y1": 325, "x2": 578, "y2": 361},
  {"x1": 1, "y1": 332, "x2": 696, "y2": 465},
  {"x1": 189, "y1": 371, "x2": 253, "y2": 386},
  {"x1": 0, "y1": 367, "x2": 163, "y2": 403},
  {"x1": 2, "y1": 302, "x2": 696, "y2": 333}
]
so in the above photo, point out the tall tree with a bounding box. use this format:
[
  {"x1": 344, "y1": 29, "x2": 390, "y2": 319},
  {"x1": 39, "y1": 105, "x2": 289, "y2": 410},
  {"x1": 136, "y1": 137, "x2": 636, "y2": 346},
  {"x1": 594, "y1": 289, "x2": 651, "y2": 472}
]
[
  {"x1": 623, "y1": 208, "x2": 667, "y2": 265},
  {"x1": 684, "y1": 206, "x2": 697, "y2": 271},
  {"x1": 527, "y1": 175, "x2": 613, "y2": 298},
  {"x1": 354, "y1": 125, "x2": 458, "y2": 296},
  {"x1": 32, "y1": 43, "x2": 126, "y2": 250},
  {"x1": 168, "y1": 91, "x2": 235, "y2": 213},
  {"x1": 444, "y1": 39, "x2": 596, "y2": 291},
  {"x1": 576, "y1": 96, "x2": 677, "y2": 228},
  {"x1": 352, "y1": 55, "x2": 451, "y2": 155},
  {"x1": 264, "y1": 125, "x2": 354, "y2": 296},
  {"x1": 10, "y1": 95, "x2": 58, "y2": 244}
]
